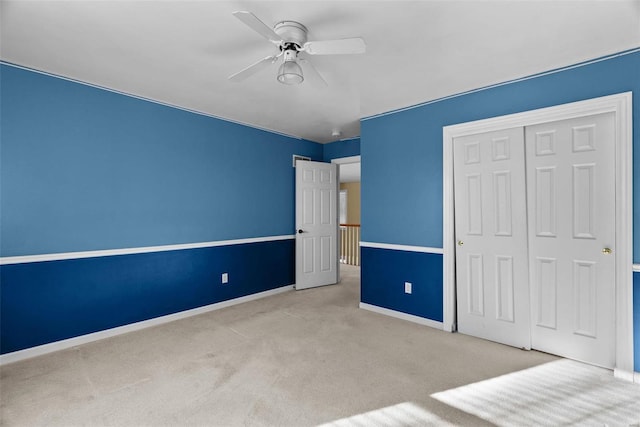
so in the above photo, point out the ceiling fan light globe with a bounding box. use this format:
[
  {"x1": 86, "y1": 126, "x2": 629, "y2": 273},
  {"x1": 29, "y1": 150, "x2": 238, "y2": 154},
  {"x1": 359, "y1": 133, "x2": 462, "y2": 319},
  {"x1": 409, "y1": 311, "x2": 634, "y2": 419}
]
[{"x1": 277, "y1": 61, "x2": 304, "y2": 85}]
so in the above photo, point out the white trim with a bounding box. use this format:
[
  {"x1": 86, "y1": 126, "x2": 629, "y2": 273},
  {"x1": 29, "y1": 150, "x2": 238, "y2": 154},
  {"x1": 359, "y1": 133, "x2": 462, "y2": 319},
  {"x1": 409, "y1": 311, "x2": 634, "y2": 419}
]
[
  {"x1": 615, "y1": 92, "x2": 635, "y2": 376},
  {"x1": 0, "y1": 235, "x2": 294, "y2": 265},
  {"x1": 442, "y1": 92, "x2": 634, "y2": 374},
  {"x1": 331, "y1": 155, "x2": 361, "y2": 164},
  {"x1": 0, "y1": 284, "x2": 294, "y2": 366},
  {"x1": 613, "y1": 369, "x2": 636, "y2": 382},
  {"x1": 633, "y1": 264, "x2": 640, "y2": 273},
  {"x1": 360, "y1": 241, "x2": 443, "y2": 254},
  {"x1": 334, "y1": 136, "x2": 360, "y2": 143},
  {"x1": 359, "y1": 303, "x2": 444, "y2": 329},
  {"x1": 362, "y1": 48, "x2": 640, "y2": 122},
  {"x1": 293, "y1": 154, "x2": 311, "y2": 167},
  {"x1": 443, "y1": 125, "x2": 457, "y2": 332}
]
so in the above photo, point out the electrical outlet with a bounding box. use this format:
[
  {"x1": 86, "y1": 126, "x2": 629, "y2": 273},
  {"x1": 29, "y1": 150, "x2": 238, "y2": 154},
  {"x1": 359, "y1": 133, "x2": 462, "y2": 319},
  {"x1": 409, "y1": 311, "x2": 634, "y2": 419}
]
[
  {"x1": 404, "y1": 282, "x2": 412, "y2": 294},
  {"x1": 221, "y1": 273, "x2": 228, "y2": 284}
]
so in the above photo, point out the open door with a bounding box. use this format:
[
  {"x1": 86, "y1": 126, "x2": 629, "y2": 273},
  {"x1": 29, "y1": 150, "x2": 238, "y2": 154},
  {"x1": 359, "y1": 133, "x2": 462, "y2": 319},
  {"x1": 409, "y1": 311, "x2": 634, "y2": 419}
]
[{"x1": 295, "y1": 160, "x2": 338, "y2": 290}]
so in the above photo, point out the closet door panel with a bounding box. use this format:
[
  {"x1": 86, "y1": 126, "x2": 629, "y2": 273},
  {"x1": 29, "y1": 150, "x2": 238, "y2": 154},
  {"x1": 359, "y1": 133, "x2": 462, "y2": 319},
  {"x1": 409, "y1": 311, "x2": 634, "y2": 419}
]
[
  {"x1": 453, "y1": 127, "x2": 530, "y2": 349},
  {"x1": 525, "y1": 112, "x2": 616, "y2": 368}
]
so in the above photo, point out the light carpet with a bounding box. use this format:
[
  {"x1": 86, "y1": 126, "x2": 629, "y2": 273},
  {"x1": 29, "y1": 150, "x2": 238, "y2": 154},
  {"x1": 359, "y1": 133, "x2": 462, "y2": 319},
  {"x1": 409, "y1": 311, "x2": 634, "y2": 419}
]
[{"x1": 1, "y1": 265, "x2": 637, "y2": 426}]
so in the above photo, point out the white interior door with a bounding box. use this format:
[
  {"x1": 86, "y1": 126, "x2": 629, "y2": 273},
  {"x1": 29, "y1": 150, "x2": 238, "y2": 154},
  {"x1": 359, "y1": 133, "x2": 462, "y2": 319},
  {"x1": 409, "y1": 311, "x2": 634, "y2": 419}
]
[
  {"x1": 453, "y1": 127, "x2": 531, "y2": 349},
  {"x1": 295, "y1": 160, "x2": 338, "y2": 290},
  {"x1": 526, "y1": 112, "x2": 616, "y2": 368}
]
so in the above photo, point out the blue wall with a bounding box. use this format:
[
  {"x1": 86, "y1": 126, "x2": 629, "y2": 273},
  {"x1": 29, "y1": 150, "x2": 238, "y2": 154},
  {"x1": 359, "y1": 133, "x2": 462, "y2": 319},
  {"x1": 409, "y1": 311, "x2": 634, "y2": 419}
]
[
  {"x1": 1, "y1": 64, "x2": 322, "y2": 257},
  {"x1": 360, "y1": 50, "x2": 640, "y2": 371},
  {"x1": 0, "y1": 64, "x2": 322, "y2": 354},
  {"x1": 1, "y1": 240, "x2": 293, "y2": 353},
  {"x1": 635, "y1": 272, "x2": 640, "y2": 371},
  {"x1": 361, "y1": 248, "x2": 442, "y2": 321},
  {"x1": 323, "y1": 137, "x2": 360, "y2": 162},
  {"x1": 361, "y1": 50, "x2": 640, "y2": 252}
]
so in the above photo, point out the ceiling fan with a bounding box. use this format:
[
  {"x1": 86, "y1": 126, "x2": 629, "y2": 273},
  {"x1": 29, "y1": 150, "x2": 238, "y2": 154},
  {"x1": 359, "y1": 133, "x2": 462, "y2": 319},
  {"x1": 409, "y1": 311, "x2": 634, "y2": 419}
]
[{"x1": 228, "y1": 11, "x2": 366, "y2": 86}]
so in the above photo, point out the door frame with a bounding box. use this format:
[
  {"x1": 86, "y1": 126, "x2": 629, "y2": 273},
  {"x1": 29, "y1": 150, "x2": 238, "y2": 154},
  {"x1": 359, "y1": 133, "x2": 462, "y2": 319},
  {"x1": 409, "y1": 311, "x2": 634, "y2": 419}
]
[{"x1": 442, "y1": 92, "x2": 633, "y2": 377}]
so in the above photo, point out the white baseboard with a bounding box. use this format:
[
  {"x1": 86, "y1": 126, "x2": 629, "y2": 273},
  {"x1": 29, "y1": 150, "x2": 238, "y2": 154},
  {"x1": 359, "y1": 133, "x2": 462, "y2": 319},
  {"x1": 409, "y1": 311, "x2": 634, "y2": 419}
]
[
  {"x1": 0, "y1": 285, "x2": 294, "y2": 366},
  {"x1": 614, "y1": 368, "x2": 640, "y2": 383},
  {"x1": 359, "y1": 302, "x2": 444, "y2": 330}
]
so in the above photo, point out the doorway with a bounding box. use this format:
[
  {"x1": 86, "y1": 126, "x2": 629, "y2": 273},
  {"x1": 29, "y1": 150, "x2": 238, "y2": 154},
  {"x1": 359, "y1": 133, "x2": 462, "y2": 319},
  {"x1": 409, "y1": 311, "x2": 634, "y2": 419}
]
[
  {"x1": 332, "y1": 156, "x2": 361, "y2": 277},
  {"x1": 443, "y1": 93, "x2": 633, "y2": 376}
]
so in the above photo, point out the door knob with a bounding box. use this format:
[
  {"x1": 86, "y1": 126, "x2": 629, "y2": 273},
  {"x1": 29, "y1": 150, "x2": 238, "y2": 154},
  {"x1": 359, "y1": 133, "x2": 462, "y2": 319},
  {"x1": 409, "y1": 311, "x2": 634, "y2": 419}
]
[
  {"x1": 457, "y1": 240, "x2": 464, "y2": 246},
  {"x1": 298, "y1": 229, "x2": 305, "y2": 234},
  {"x1": 601, "y1": 247, "x2": 612, "y2": 255}
]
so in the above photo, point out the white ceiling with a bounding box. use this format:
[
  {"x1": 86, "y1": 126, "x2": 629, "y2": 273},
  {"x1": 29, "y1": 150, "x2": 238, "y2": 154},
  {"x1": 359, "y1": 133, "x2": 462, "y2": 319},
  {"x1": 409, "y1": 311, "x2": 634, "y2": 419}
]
[
  {"x1": 339, "y1": 162, "x2": 360, "y2": 183},
  {"x1": 2, "y1": 1, "x2": 639, "y2": 143}
]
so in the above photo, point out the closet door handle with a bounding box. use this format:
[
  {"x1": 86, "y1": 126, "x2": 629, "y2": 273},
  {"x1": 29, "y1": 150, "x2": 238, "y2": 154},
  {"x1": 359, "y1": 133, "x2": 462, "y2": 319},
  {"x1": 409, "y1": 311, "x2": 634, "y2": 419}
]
[
  {"x1": 601, "y1": 247, "x2": 612, "y2": 255},
  {"x1": 457, "y1": 240, "x2": 464, "y2": 246}
]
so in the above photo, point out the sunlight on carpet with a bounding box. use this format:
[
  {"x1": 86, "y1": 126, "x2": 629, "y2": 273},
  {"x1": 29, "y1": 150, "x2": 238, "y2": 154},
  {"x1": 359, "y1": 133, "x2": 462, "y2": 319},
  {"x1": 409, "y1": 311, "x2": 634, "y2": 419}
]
[
  {"x1": 318, "y1": 402, "x2": 454, "y2": 427},
  {"x1": 431, "y1": 359, "x2": 640, "y2": 426}
]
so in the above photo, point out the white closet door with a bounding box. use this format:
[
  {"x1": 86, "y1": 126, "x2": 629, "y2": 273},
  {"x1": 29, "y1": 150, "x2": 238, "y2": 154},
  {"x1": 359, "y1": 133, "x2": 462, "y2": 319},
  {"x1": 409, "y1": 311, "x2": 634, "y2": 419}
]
[
  {"x1": 453, "y1": 127, "x2": 530, "y2": 349},
  {"x1": 525, "y1": 112, "x2": 616, "y2": 368}
]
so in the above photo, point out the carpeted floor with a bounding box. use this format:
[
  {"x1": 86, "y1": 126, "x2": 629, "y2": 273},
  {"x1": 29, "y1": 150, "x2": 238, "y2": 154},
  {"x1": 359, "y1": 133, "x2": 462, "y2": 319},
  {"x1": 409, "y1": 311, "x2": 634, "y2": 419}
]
[{"x1": 1, "y1": 265, "x2": 637, "y2": 426}]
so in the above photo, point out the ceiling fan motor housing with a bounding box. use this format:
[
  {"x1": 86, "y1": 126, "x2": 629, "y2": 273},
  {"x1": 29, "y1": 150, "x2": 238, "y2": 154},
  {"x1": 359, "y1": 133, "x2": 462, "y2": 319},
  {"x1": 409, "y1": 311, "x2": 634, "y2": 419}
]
[
  {"x1": 274, "y1": 21, "x2": 308, "y2": 49},
  {"x1": 228, "y1": 11, "x2": 364, "y2": 86},
  {"x1": 282, "y1": 49, "x2": 298, "y2": 61}
]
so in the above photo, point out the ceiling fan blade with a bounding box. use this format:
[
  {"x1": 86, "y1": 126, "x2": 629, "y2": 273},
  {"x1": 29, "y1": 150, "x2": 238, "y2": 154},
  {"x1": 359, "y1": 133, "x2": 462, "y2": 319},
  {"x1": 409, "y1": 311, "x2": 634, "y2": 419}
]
[
  {"x1": 302, "y1": 37, "x2": 366, "y2": 55},
  {"x1": 228, "y1": 55, "x2": 278, "y2": 82},
  {"x1": 299, "y1": 59, "x2": 327, "y2": 87},
  {"x1": 232, "y1": 11, "x2": 283, "y2": 44}
]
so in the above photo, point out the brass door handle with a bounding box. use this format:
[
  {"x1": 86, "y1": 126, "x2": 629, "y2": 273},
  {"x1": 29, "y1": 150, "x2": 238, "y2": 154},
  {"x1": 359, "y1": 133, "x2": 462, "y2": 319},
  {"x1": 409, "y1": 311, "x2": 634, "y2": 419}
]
[
  {"x1": 602, "y1": 247, "x2": 612, "y2": 255},
  {"x1": 457, "y1": 240, "x2": 464, "y2": 246}
]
